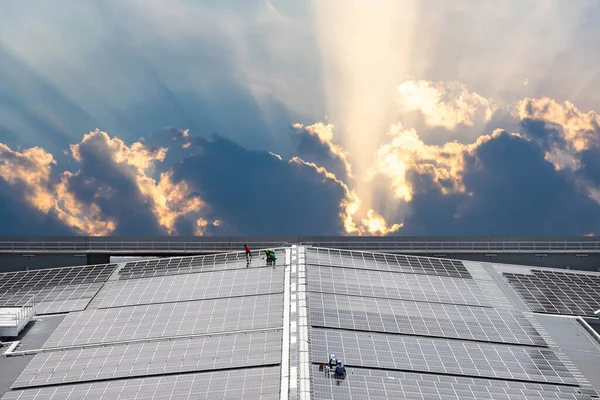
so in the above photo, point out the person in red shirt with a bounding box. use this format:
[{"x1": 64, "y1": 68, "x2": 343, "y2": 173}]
[{"x1": 244, "y1": 244, "x2": 252, "y2": 262}]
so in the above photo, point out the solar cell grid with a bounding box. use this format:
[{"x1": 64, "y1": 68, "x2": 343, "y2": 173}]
[
  {"x1": 312, "y1": 366, "x2": 598, "y2": 400},
  {"x1": 309, "y1": 293, "x2": 547, "y2": 346},
  {"x1": 99, "y1": 267, "x2": 284, "y2": 308},
  {"x1": 34, "y1": 298, "x2": 95, "y2": 315},
  {"x1": 504, "y1": 270, "x2": 600, "y2": 316},
  {"x1": 311, "y1": 328, "x2": 578, "y2": 385},
  {"x1": 2, "y1": 367, "x2": 281, "y2": 400},
  {"x1": 307, "y1": 248, "x2": 470, "y2": 278},
  {"x1": 0, "y1": 264, "x2": 116, "y2": 293},
  {"x1": 13, "y1": 330, "x2": 282, "y2": 389},
  {"x1": 0, "y1": 283, "x2": 103, "y2": 306},
  {"x1": 308, "y1": 265, "x2": 490, "y2": 306},
  {"x1": 44, "y1": 293, "x2": 284, "y2": 348},
  {"x1": 119, "y1": 250, "x2": 284, "y2": 279}
]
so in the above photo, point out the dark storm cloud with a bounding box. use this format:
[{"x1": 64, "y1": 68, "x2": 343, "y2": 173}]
[
  {"x1": 171, "y1": 135, "x2": 346, "y2": 235},
  {"x1": 579, "y1": 146, "x2": 600, "y2": 186},
  {"x1": 402, "y1": 132, "x2": 600, "y2": 235},
  {"x1": 519, "y1": 118, "x2": 566, "y2": 152},
  {"x1": 64, "y1": 134, "x2": 166, "y2": 236},
  {"x1": 289, "y1": 127, "x2": 350, "y2": 182},
  {"x1": 0, "y1": 180, "x2": 75, "y2": 235}
]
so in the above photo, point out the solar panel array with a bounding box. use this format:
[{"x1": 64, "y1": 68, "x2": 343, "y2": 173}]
[
  {"x1": 312, "y1": 328, "x2": 577, "y2": 385},
  {"x1": 309, "y1": 265, "x2": 490, "y2": 306},
  {"x1": 3, "y1": 367, "x2": 281, "y2": 400},
  {"x1": 13, "y1": 330, "x2": 282, "y2": 389},
  {"x1": 307, "y1": 247, "x2": 471, "y2": 278},
  {"x1": 45, "y1": 294, "x2": 284, "y2": 348},
  {"x1": 306, "y1": 248, "x2": 597, "y2": 399},
  {"x1": 504, "y1": 269, "x2": 600, "y2": 317},
  {"x1": 312, "y1": 365, "x2": 598, "y2": 400},
  {"x1": 99, "y1": 267, "x2": 284, "y2": 308},
  {"x1": 309, "y1": 292, "x2": 547, "y2": 346},
  {"x1": 3, "y1": 247, "x2": 599, "y2": 399},
  {"x1": 119, "y1": 249, "x2": 284, "y2": 279},
  {"x1": 0, "y1": 264, "x2": 116, "y2": 314},
  {"x1": 5, "y1": 251, "x2": 286, "y2": 399}
]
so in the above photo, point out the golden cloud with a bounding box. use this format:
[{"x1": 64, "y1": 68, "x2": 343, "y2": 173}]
[
  {"x1": 518, "y1": 97, "x2": 600, "y2": 152},
  {"x1": 0, "y1": 130, "x2": 212, "y2": 236},
  {"x1": 293, "y1": 122, "x2": 353, "y2": 178},
  {"x1": 397, "y1": 80, "x2": 497, "y2": 130},
  {"x1": 0, "y1": 144, "x2": 56, "y2": 213},
  {"x1": 517, "y1": 97, "x2": 600, "y2": 171},
  {"x1": 268, "y1": 151, "x2": 283, "y2": 160},
  {"x1": 369, "y1": 124, "x2": 505, "y2": 202},
  {"x1": 289, "y1": 156, "x2": 401, "y2": 235}
]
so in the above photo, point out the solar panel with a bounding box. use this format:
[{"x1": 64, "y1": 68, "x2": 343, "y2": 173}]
[
  {"x1": 0, "y1": 265, "x2": 116, "y2": 314},
  {"x1": 12, "y1": 329, "x2": 282, "y2": 389},
  {"x1": 504, "y1": 269, "x2": 600, "y2": 316},
  {"x1": 0, "y1": 283, "x2": 105, "y2": 314},
  {"x1": 0, "y1": 264, "x2": 116, "y2": 292},
  {"x1": 309, "y1": 293, "x2": 547, "y2": 346},
  {"x1": 312, "y1": 365, "x2": 598, "y2": 400},
  {"x1": 119, "y1": 250, "x2": 285, "y2": 279},
  {"x1": 34, "y1": 298, "x2": 95, "y2": 315},
  {"x1": 44, "y1": 293, "x2": 284, "y2": 348},
  {"x1": 308, "y1": 265, "x2": 490, "y2": 307},
  {"x1": 307, "y1": 247, "x2": 471, "y2": 278},
  {"x1": 311, "y1": 328, "x2": 578, "y2": 385},
  {"x1": 3, "y1": 367, "x2": 281, "y2": 400},
  {"x1": 99, "y1": 267, "x2": 284, "y2": 308}
]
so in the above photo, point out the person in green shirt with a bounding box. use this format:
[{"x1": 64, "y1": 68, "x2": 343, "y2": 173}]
[{"x1": 265, "y1": 249, "x2": 277, "y2": 264}]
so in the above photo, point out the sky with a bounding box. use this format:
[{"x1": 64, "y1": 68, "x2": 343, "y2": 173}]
[{"x1": 1, "y1": 0, "x2": 600, "y2": 236}]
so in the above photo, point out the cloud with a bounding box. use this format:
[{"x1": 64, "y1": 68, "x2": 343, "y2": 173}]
[
  {"x1": 401, "y1": 131, "x2": 600, "y2": 235},
  {"x1": 291, "y1": 123, "x2": 352, "y2": 180},
  {"x1": 368, "y1": 124, "x2": 509, "y2": 202},
  {"x1": 268, "y1": 151, "x2": 283, "y2": 160},
  {"x1": 0, "y1": 143, "x2": 56, "y2": 213},
  {"x1": 397, "y1": 80, "x2": 497, "y2": 130},
  {"x1": 517, "y1": 97, "x2": 600, "y2": 169},
  {"x1": 65, "y1": 130, "x2": 212, "y2": 235},
  {"x1": 0, "y1": 130, "x2": 215, "y2": 236},
  {"x1": 0, "y1": 180, "x2": 75, "y2": 236},
  {"x1": 2, "y1": 73, "x2": 600, "y2": 237},
  {"x1": 288, "y1": 156, "x2": 401, "y2": 235},
  {"x1": 171, "y1": 135, "x2": 347, "y2": 235}
]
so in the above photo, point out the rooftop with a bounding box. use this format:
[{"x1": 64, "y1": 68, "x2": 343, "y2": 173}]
[{"x1": 0, "y1": 245, "x2": 599, "y2": 399}]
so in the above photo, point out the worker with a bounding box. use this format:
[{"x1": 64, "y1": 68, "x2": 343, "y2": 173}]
[
  {"x1": 244, "y1": 244, "x2": 252, "y2": 261},
  {"x1": 334, "y1": 360, "x2": 346, "y2": 379},
  {"x1": 328, "y1": 354, "x2": 337, "y2": 369},
  {"x1": 265, "y1": 249, "x2": 276, "y2": 263}
]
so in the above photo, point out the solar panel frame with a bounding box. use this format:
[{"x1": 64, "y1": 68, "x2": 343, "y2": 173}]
[
  {"x1": 43, "y1": 293, "x2": 284, "y2": 348},
  {"x1": 311, "y1": 328, "x2": 578, "y2": 385},
  {"x1": 119, "y1": 250, "x2": 285, "y2": 279},
  {"x1": 0, "y1": 265, "x2": 116, "y2": 314},
  {"x1": 99, "y1": 267, "x2": 284, "y2": 308},
  {"x1": 307, "y1": 247, "x2": 471, "y2": 278},
  {"x1": 312, "y1": 366, "x2": 598, "y2": 400},
  {"x1": 2, "y1": 367, "x2": 281, "y2": 400},
  {"x1": 504, "y1": 270, "x2": 600, "y2": 316},
  {"x1": 12, "y1": 330, "x2": 283, "y2": 389},
  {"x1": 309, "y1": 293, "x2": 547, "y2": 346},
  {"x1": 308, "y1": 265, "x2": 490, "y2": 307},
  {"x1": 0, "y1": 264, "x2": 116, "y2": 293}
]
